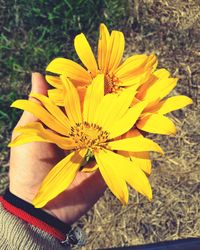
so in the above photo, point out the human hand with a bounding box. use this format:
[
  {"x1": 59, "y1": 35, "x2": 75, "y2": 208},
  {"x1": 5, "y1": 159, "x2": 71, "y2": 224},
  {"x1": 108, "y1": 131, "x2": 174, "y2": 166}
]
[{"x1": 9, "y1": 73, "x2": 106, "y2": 224}]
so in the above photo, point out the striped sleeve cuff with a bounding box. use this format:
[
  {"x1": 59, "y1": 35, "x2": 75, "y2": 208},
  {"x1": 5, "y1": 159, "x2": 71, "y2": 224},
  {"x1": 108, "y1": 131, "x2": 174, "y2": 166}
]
[{"x1": 0, "y1": 189, "x2": 71, "y2": 241}]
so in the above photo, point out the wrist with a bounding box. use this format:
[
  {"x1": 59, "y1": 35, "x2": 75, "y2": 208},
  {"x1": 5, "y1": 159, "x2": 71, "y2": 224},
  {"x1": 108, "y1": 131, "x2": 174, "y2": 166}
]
[
  {"x1": 0, "y1": 189, "x2": 85, "y2": 247},
  {"x1": 9, "y1": 185, "x2": 60, "y2": 220},
  {"x1": 1, "y1": 189, "x2": 71, "y2": 241}
]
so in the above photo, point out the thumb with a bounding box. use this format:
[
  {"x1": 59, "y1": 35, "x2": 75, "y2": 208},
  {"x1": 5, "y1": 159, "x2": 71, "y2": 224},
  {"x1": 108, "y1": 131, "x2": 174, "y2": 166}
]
[
  {"x1": 16, "y1": 72, "x2": 49, "y2": 127},
  {"x1": 30, "y1": 72, "x2": 49, "y2": 95}
]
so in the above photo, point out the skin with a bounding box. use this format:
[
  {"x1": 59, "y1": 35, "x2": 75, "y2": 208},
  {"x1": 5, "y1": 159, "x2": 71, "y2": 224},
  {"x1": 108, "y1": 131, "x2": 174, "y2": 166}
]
[{"x1": 9, "y1": 73, "x2": 106, "y2": 224}]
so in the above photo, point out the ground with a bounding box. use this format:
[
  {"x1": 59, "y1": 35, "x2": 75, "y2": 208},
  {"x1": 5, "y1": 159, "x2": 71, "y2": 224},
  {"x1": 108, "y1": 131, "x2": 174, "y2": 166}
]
[{"x1": 0, "y1": 1, "x2": 200, "y2": 249}]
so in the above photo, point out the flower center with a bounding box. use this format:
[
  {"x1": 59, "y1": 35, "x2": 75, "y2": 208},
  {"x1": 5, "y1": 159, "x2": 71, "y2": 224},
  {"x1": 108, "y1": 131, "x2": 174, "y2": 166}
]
[
  {"x1": 104, "y1": 74, "x2": 121, "y2": 93},
  {"x1": 69, "y1": 122, "x2": 109, "y2": 150}
]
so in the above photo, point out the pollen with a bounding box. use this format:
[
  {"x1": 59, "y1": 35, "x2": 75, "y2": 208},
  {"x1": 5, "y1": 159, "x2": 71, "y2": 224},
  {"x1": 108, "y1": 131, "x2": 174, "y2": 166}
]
[
  {"x1": 69, "y1": 122, "x2": 109, "y2": 149},
  {"x1": 104, "y1": 74, "x2": 121, "y2": 93}
]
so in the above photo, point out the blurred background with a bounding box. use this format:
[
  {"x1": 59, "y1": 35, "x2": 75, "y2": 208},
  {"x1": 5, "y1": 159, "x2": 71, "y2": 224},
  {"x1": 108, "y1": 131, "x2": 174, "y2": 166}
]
[{"x1": 0, "y1": 0, "x2": 199, "y2": 249}]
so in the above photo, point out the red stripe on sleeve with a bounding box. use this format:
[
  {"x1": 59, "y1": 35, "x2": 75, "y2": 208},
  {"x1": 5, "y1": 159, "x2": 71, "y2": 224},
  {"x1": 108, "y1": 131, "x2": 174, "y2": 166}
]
[{"x1": 0, "y1": 196, "x2": 65, "y2": 241}]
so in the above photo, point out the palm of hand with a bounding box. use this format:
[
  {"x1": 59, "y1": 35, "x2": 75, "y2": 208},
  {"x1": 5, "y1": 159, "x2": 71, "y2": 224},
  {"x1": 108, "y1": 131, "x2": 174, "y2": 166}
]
[{"x1": 9, "y1": 73, "x2": 106, "y2": 224}]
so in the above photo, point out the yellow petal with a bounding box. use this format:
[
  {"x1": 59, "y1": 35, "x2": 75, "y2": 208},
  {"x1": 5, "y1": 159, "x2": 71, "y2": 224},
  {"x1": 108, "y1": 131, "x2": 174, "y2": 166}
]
[
  {"x1": 11, "y1": 100, "x2": 69, "y2": 136},
  {"x1": 108, "y1": 137, "x2": 163, "y2": 155},
  {"x1": 119, "y1": 54, "x2": 157, "y2": 89},
  {"x1": 108, "y1": 101, "x2": 147, "y2": 139},
  {"x1": 98, "y1": 23, "x2": 110, "y2": 71},
  {"x1": 45, "y1": 75, "x2": 63, "y2": 89},
  {"x1": 124, "y1": 158, "x2": 152, "y2": 200},
  {"x1": 157, "y1": 78, "x2": 178, "y2": 100},
  {"x1": 76, "y1": 85, "x2": 87, "y2": 111},
  {"x1": 48, "y1": 86, "x2": 87, "y2": 108},
  {"x1": 83, "y1": 74, "x2": 104, "y2": 123},
  {"x1": 95, "y1": 149, "x2": 129, "y2": 205},
  {"x1": 33, "y1": 149, "x2": 87, "y2": 208},
  {"x1": 93, "y1": 93, "x2": 117, "y2": 125},
  {"x1": 10, "y1": 122, "x2": 75, "y2": 149},
  {"x1": 118, "y1": 70, "x2": 150, "y2": 87},
  {"x1": 74, "y1": 33, "x2": 98, "y2": 76},
  {"x1": 136, "y1": 75, "x2": 157, "y2": 100},
  {"x1": 146, "y1": 95, "x2": 193, "y2": 114},
  {"x1": 145, "y1": 54, "x2": 158, "y2": 70},
  {"x1": 60, "y1": 76, "x2": 82, "y2": 125},
  {"x1": 118, "y1": 149, "x2": 152, "y2": 175},
  {"x1": 9, "y1": 134, "x2": 51, "y2": 147},
  {"x1": 48, "y1": 89, "x2": 64, "y2": 106},
  {"x1": 130, "y1": 152, "x2": 152, "y2": 175},
  {"x1": 10, "y1": 132, "x2": 75, "y2": 150},
  {"x1": 136, "y1": 69, "x2": 171, "y2": 101},
  {"x1": 119, "y1": 129, "x2": 152, "y2": 174},
  {"x1": 107, "y1": 31, "x2": 125, "y2": 74},
  {"x1": 138, "y1": 76, "x2": 178, "y2": 101},
  {"x1": 137, "y1": 113, "x2": 176, "y2": 134},
  {"x1": 96, "y1": 149, "x2": 152, "y2": 201},
  {"x1": 154, "y1": 68, "x2": 170, "y2": 78},
  {"x1": 46, "y1": 58, "x2": 91, "y2": 85},
  {"x1": 96, "y1": 87, "x2": 137, "y2": 130},
  {"x1": 30, "y1": 93, "x2": 71, "y2": 130},
  {"x1": 114, "y1": 54, "x2": 148, "y2": 78}
]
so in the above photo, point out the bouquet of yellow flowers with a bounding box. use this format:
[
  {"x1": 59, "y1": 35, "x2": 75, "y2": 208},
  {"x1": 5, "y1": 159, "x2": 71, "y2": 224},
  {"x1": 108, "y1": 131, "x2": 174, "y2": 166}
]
[{"x1": 9, "y1": 24, "x2": 192, "y2": 208}]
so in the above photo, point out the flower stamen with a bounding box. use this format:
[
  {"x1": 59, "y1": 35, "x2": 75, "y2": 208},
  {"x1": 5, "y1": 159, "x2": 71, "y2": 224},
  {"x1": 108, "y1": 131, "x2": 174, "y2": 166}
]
[
  {"x1": 70, "y1": 122, "x2": 109, "y2": 150},
  {"x1": 104, "y1": 74, "x2": 121, "y2": 93}
]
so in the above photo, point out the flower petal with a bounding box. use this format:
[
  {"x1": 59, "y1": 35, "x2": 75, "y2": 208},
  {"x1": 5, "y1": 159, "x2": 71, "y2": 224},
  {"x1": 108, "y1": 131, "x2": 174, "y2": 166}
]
[
  {"x1": 146, "y1": 95, "x2": 193, "y2": 114},
  {"x1": 48, "y1": 89, "x2": 64, "y2": 106},
  {"x1": 33, "y1": 149, "x2": 87, "y2": 208},
  {"x1": 74, "y1": 33, "x2": 98, "y2": 76},
  {"x1": 108, "y1": 101, "x2": 147, "y2": 139},
  {"x1": 136, "y1": 69, "x2": 171, "y2": 100},
  {"x1": 95, "y1": 149, "x2": 129, "y2": 205},
  {"x1": 118, "y1": 70, "x2": 150, "y2": 87},
  {"x1": 9, "y1": 134, "x2": 51, "y2": 147},
  {"x1": 60, "y1": 76, "x2": 82, "y2": 125},
  {"x1": 45, "y1": 75, "x2": 63, "y2": 89},
  {"x1": 108, "y1": 137, "x2": 164, "y2": 155},
  {"x1": 98, "y1": 23, "x2": 110, "y2": 71},
  {"x1": 30, "y1": 93, "x2": 71, "y2": 130},
  {"x1": 83, "y1": 74, "x2": 104, "y2": 123},
  {"x1": 119, "y1": 129, "x2": 152, "y2": 174},
  {"x1": 138, "y1": 75, "x2": 178, "y2": 101},
  {"x1": 96, "y1": 149, "x2": 152, "y2": 201},
  {"x1": 10, "y1": 122, "x2": 76, "y2": 150},
  {"x1": 145, "y1": 54, "x2": 158, "y2": 71},
  {"x1": 106, "y1": 31, "x2": 125, "y2": 74},
  {"x1": 130, "y1": 152, "x2": 152, "y2": 175},
  {"x1": 11, "y1": 100, "x2": 69, "y2": 136},
  {"x1": 137, "y1": 113, "x2": 176, "y2": 134},
  {"x1": 93, "y1": 93, "x2": 117, "y2": 125},
  {"x1": 95, "y1": 87, "x2": 137, "y2": 130},
  {"x1": 46, "y1": 58, "x2": 91, "y2": 85},
  {"x1": 154, "y1": 68, "x2": 170, "y2": 78},
  {"x1": 114, "y1": 54, "x2": 148, "y2": 78}
]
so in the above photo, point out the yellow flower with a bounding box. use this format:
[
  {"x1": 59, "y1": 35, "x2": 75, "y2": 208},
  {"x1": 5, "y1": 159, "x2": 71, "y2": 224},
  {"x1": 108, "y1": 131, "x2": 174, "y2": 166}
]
[
  {"x1": 45, "y1": 23, "x2": 157, "y2": 105},
  {"x1": 45, "y1": 24, "x2": 192, "y2": 137},
  {"x1": 9, "y1": 75, "x2": 163, "y2": 207},
  {"x1": 132, "y1": 69, "x2": 193, "y2": 135}
]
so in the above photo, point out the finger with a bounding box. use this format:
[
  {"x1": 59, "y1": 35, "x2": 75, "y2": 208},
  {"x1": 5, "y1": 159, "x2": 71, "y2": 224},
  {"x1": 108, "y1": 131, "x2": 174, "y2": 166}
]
[
  {"x1": 15, "y1": 72, "x2": 49, "y2": 128},
  {"x1": 30, "y1": 72, "x2": 48, "y2": 96}
]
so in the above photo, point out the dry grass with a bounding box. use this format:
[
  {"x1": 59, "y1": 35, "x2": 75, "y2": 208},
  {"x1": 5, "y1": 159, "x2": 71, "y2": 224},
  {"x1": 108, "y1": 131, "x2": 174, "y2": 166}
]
[{"x1": 1, "y1": 0, "x2": 200, "y2": 249}]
